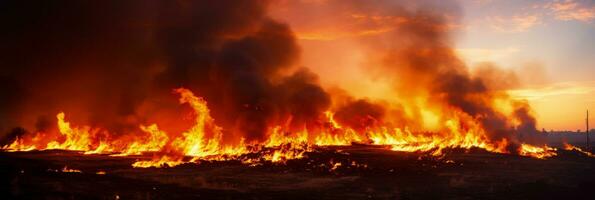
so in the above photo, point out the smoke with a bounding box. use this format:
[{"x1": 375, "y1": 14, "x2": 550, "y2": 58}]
[
  {"x1": 273, "y1": 0, "x2": 545, "y2": 147},
  {"x1": 335, "y1": 99, "x2": 385, "y2": 132},
  {"x1": 0, "y1": 0, "x2": 544, "y2": 149},
  {"x1": 471, "y1": 62, "x2": 520, "y2": 91},
  {"x1": 358, "y1": 0, "x2": 542, "y2": 146},
  {"x1": 0, "y1": 0, "x2": 331, "y2": 141}
]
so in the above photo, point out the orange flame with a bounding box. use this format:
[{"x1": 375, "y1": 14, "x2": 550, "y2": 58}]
[
  {"x1": 518, "y1": 143, "x2": 557, "y2": 159},
  {"x1": 2, "y1": 88, "x2": 564, "y2": 167},
  {"x1": 563, "y1": 143, "x2": 594, "y2": 157}
]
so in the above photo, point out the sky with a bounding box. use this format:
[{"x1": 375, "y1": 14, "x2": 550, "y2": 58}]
[
  {"x1": 456, "y1": 0, "x2": 595, "y2": 131},
  {"x1": 270, "y1": 0, "x2": 595, "y2": 131}
]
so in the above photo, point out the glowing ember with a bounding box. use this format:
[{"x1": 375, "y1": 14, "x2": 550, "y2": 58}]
[
  {"x1": 50, "y1": 166, "x2": 82, "y2": 173},
  {"x1": 330, "y1": 162, "x2": 342, "y2": 171}
]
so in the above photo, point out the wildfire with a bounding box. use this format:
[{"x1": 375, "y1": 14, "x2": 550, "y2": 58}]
[
  {"x1": 369, "y1": 120, "x2": 509, "y2": 156},
  {"x1": 112, "y1": 124, "x2": 168, "y2": 156},
  {"x1": 564, "y1": 143, "x2": 594, "y2": 157},
  {"x1": 132, "y1": 155, "x2": 184, "y2": 168},
  {"x1": 519, "y1": 144, "x2": 557, "y2": 159},
  {"x1": 1, "y1": 88, "x2": 571, "y2": 167}
]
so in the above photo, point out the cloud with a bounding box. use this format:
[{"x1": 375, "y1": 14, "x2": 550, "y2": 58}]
[
  {"x1": 485, "y1": 14, "x2": 542, "y2": 33},
  {"x1": 508, "y1": 81, "x2": 595, "y2": 101},
  {"x1": 469, "y1": 0, "x2": 493, "y2": 5},
  {"x1": 293, "y1": 13, "x2": 402, "y2": 41},
  {"x1": 470, "y1": 0, "x2": 594, "y2": 34},
  {"x1": 294, "y1": 15, "x2": 464, "y2": 41},
  {"x1": 544, "y1": 0, "x2": 595, "y2": 22},
  {"x1": 456, "y1": 47, "x2": 520, "y2": 63},
  {"x1": 270, "y1": 0, "x2": 464, "y2": 41}
]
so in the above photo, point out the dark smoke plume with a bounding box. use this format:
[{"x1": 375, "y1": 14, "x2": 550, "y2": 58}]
[
  {"x1": 0, "y1": 0, "x2": 329, "y2": 142},
  {"x1": 335, "y1": 100, "x2": 385, "y2": 132},
  {"x1": 274, "y1": 0, "x2": 544, "y2": 148},
  {"x1": 0, "y1": 0, "x2": 543, "y2": 149}
]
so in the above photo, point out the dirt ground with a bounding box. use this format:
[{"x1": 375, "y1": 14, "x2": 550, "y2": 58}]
[{"x1": 1, "y1": 145, "x2": 594, "y2": 199}]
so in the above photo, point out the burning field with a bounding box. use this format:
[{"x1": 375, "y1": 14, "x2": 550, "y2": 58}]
[
  {"x1": 1, "y1": 0, "x2": 594, "y2": 199},
  {"x1": 2, "y1": 145, "x2": 595, "y2": 199}
]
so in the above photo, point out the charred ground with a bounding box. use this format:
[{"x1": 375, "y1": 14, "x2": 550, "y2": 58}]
[{"x1": 1, "y1": 144, "x2": 594, "y2": 200}]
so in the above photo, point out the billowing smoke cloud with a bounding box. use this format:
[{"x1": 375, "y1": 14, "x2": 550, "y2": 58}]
[
  {"x1": 0, "y1": 0, "x2": 544, "y2": 149},
  {"x1": 273, "y1": 0, "x2": 544, "y2": 148},
  {"x1": 335, "y1": 99, "x2": 385, "y2": 132},
  {"x1": 358, "y1": 2, "x2": 542, "y2": 146},
  {"x1": 0, "y1": 0, "x2": 330, "y2": 142}
]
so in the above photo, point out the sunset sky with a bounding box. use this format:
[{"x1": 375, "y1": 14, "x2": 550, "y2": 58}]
[
  {"x1": 458, "y1": 0, "x2": 595, "y2": 131},
  {"x1": 271, "y1": 0, "x2": 595, "y2": 131}
]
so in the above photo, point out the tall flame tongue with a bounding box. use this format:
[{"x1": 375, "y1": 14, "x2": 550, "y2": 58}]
[{"x1": 3, "y1": 87, "x2": 560, "y2": 167}]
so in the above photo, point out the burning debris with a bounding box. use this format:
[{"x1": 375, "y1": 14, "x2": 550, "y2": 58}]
[
  {"x1": 564, "y1": 143, "x2": 595, "y2": 157},
  {"x1": 518, "y1": 144, "x2": 557, "y2": 159},
  {"x1": 47, "y1": 166, "x2": 82, "y2": 173}
]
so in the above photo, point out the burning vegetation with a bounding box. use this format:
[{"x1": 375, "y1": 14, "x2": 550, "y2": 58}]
[
  {"x1": 1, "y1": 86, "x2": 562, "y2": 167},
  {"x1": 0, "y1": 0, "x2": 590, "y2": 169}
]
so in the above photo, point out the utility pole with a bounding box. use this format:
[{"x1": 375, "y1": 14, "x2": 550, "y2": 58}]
[{"x1": 587, "y1": 110, "x2": 590, "y2": 150}]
